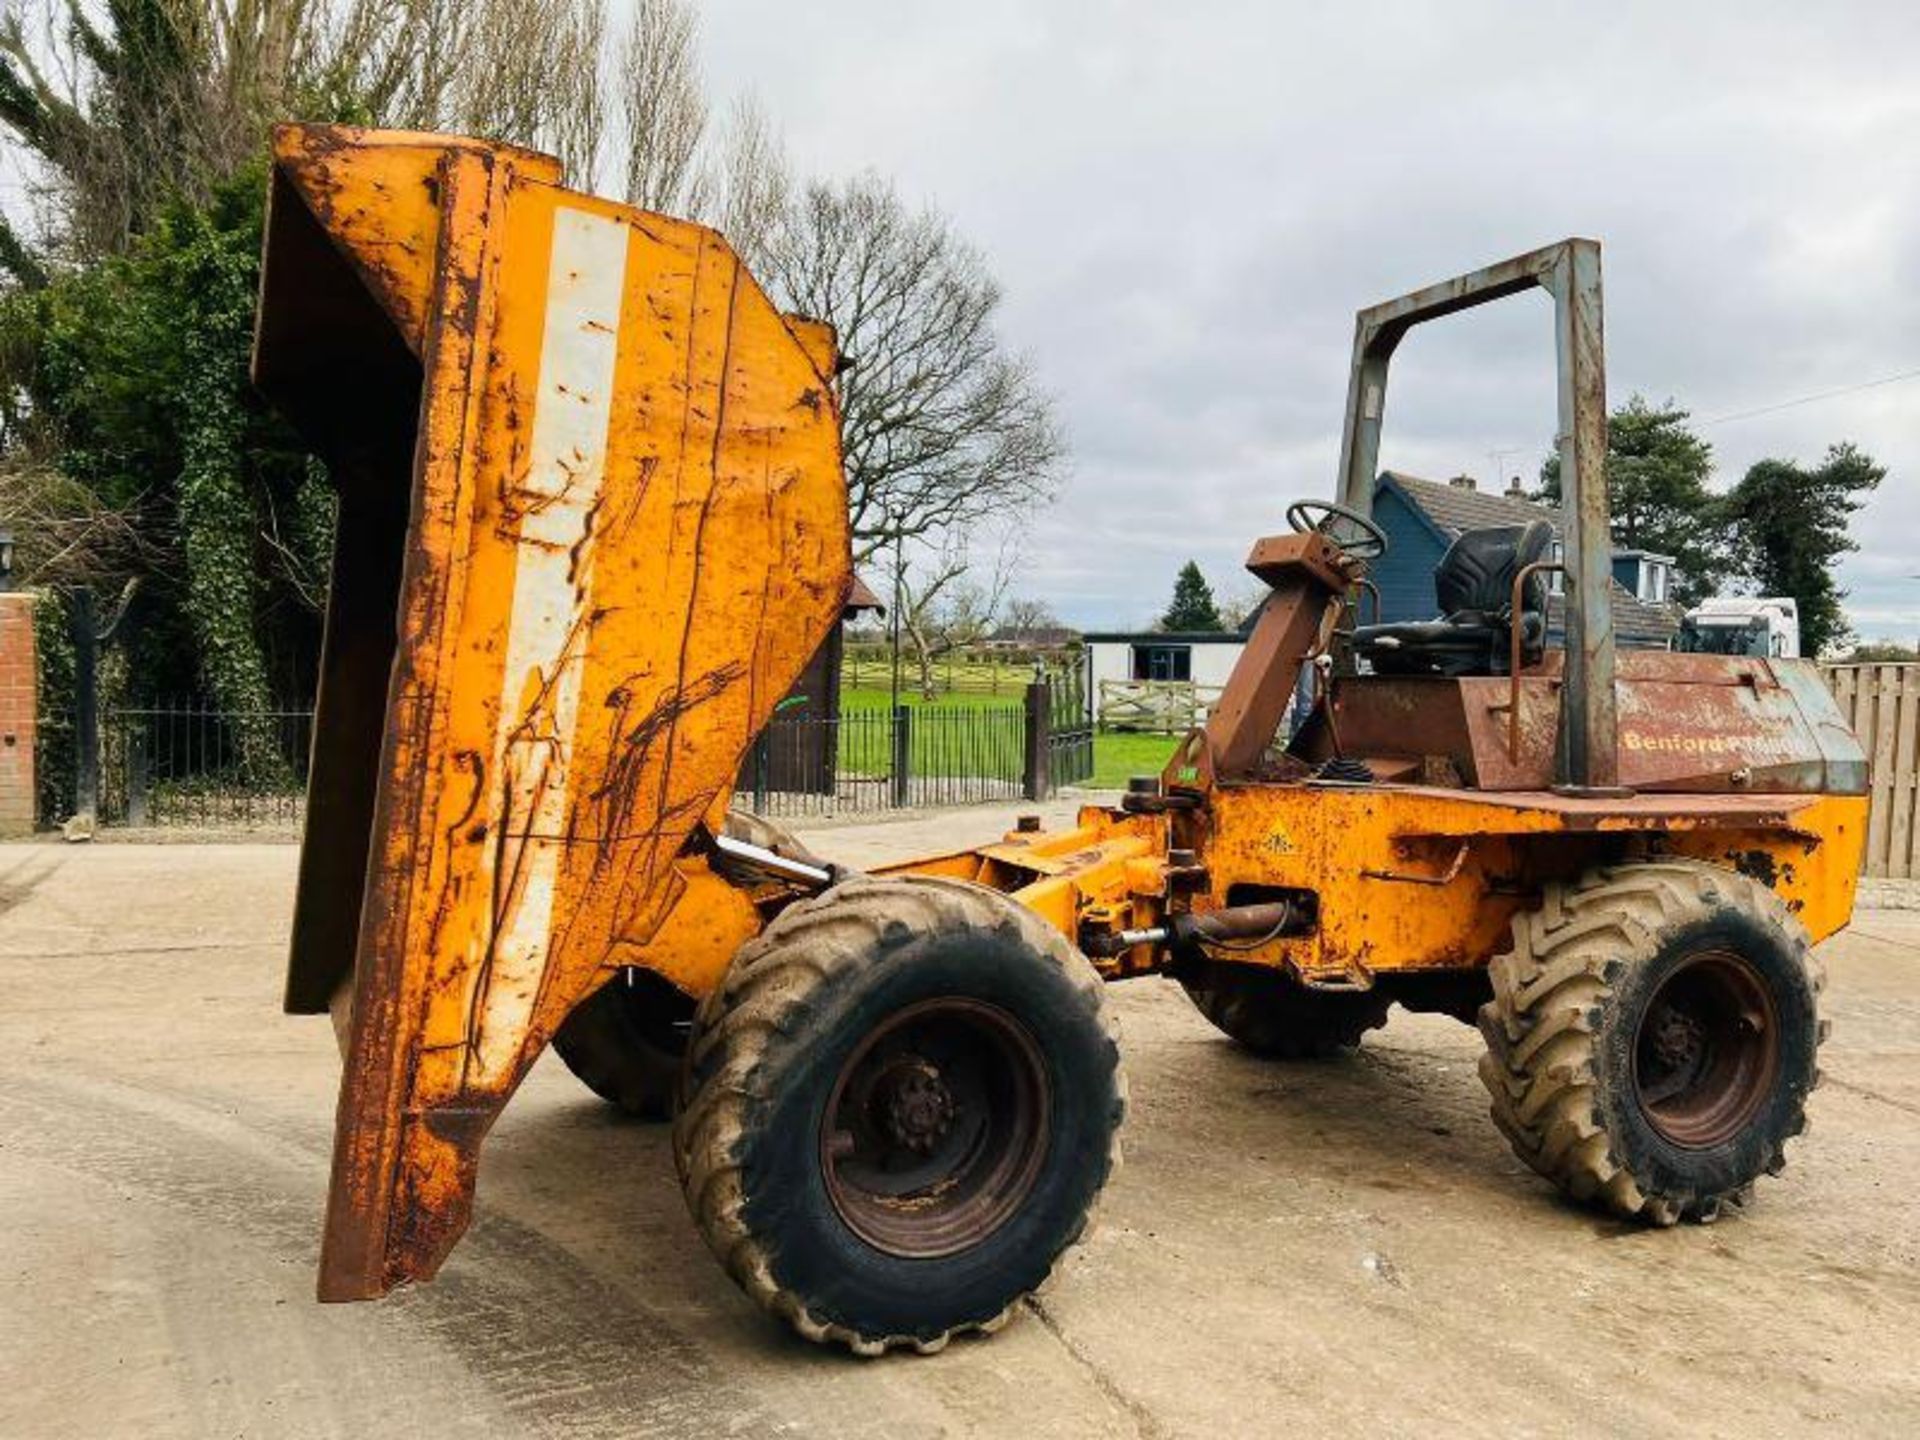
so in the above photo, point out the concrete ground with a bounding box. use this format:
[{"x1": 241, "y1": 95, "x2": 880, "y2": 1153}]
[{"x1": 2, "y1": 804, "x2": 1918, "y2": 1438}]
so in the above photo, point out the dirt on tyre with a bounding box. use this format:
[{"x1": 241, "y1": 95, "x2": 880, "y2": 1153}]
[
  {"x1": 1479, "y1": 860, "x2": 1824, "y2": 1225},
  {"x1": 1180, "y1": 960, "x2": 1390, "y2": 1058},
  {"x1": 673, "y1": 874, "x2": 1125, "y2": 1355},
  {"x1": 548, "y1": 809, "x2": 802, "y2": 1119}
]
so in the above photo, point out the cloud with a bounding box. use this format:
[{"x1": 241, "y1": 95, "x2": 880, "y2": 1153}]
[{"x1": 701, "y1": 0, "x2": 1920, "y2": 633}]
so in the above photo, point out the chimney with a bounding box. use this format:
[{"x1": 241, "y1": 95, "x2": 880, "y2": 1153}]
[
  {"x1": 1448, "y1": 473, "x2": 1477, "y2": 491},
  {"x1": 1506, "y1": 475, "x2": 1527, "y2": 498}
]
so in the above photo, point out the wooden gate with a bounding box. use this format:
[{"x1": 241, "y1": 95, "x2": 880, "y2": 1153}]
[
  {"x1": 1097, "y1": 679, "x2": 1223, "y2": 734},
  {"x1": 1824, "y1": 663, "x2": 1919, "y2": 878}
]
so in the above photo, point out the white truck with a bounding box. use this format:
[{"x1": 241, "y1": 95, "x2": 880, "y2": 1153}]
[{"x1": 1677, "y1": 596, "x2": 1801, "y2": 659}]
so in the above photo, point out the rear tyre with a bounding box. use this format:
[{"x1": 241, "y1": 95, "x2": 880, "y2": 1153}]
[
  {"x1": 550, "y1": 970, "x2": 696, "y2": 1119},
  {"x1": 549, "y1": 808, "x2": 800, "y2": 1119},
  {"x1": 673, "y1": 874, "x2": 1125, "y2": 1355},
  {"x1": 1478, "y1": 861, "x2": 1824, "y2": 1225},
  {"x1": 1179, "y1": 960, "x2": 1390, "y2": 1058}
]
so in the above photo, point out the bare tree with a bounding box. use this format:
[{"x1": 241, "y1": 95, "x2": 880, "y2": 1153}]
[
  {"x1": 706, "y1": 93, "x2": 788, "y2": 264},
  {"x1": 0, "y1": 458, "x2": 161, "y2": 589},
  {"x1": 767, "y1": 173, "x2": 1064, "y2": 567},
  {"x1": 998, "y1": 596, "x2": 1060, "y2": 636},
  {"x1": 0, "y1": 0, "x2": 631, "y2": 266},
  {"x1": 1, "y1": 0, "x2": 1070, "y2": 621},
  {"x1": 1213, "y1": 580, "x2": 1266, "y2": 632},
  {"x1": 615, "y1": 0, "x2": 702, "y2": 210},
  {"x1": 298, "y1": 0, "x2": 469, "y2": 130},
  {"x1": 449, "y1": 0, "x2": 607, "y2": 184},
  {"x1": 0, "y1": 0, "x2": 291, "y2": 260},
  {"x1": 891, "y1": 531, "x2": 1019, "y2": 697}
]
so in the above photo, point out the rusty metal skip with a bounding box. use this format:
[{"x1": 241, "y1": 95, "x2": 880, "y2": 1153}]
[
  {"x1": 255, "y1": 124, "x2": 850, "y2": 1300},
  {"x1": 262, "y1": 124, "x2": 1871, "y2": 1356}
]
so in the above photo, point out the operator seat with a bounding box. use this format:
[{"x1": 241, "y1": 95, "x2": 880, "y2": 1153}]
[{"x1": 1352, "y1": 520, "x2": 1554, "y2": 676}]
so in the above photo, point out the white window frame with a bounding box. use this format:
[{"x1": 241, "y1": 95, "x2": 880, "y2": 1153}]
[{"x1": 1639, "y1": 559, "x2": 1669, "y2": 603}]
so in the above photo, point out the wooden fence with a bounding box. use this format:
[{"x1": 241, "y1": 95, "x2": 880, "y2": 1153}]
[
  {"x1": 842, "y1": 649, "x2": 1075, "y2": 698},
  {"x1": 1096, "y1": 679, "x2": 1224, "y2": 734},
  {"x1": 1824, "y1": 663, "x2": 1919, "y2": 879}
]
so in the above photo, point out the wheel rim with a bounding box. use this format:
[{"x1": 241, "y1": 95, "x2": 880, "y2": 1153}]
[
  {"x1": 821, "y1": 997, "x2": 1050, "y2": 1259},
  {"x1": 1632, "y1": 949, "x2": 1779, "y2": 1149}
]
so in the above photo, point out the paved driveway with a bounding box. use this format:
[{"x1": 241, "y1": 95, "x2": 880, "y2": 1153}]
[{"x1": 2, "y1": 810, "x2": 1916, "y2": 1437}]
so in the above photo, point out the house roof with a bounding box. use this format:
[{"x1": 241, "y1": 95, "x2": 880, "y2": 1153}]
[
  {"x1": 1379, "y1": 470, "x2": 1563, "y2": 539},
  {"x1": 1547, "y1": 590, "x2": 1679, "y2": 644},
  {"x1": 844, "y1": 575, "x2": 884, "y2": 615},
  {"x1": 1378, "y1": 470, "x2": 1681, "y2": 642},
  {"x1": 1083, "y1": 631, "x2": 1247, "y2": 645}
]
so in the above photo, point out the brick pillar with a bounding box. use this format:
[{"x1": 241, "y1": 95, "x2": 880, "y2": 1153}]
[{"x1": 0, "y1": 593, "x2": 35, "y2": 836}]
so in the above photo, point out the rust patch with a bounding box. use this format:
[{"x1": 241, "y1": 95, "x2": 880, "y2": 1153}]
[{"x1": 1728, "y1": 848, "x2": 1780, "y2": 888}]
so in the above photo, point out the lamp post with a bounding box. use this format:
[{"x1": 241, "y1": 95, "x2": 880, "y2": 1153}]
[{"x1": 0, "y1": 529, "x2": 15, "y2": 592}]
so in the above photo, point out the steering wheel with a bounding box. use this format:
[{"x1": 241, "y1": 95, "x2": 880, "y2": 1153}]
[{"x1": 1285, "y1": 499, "x2": 1389, "y2": 561}]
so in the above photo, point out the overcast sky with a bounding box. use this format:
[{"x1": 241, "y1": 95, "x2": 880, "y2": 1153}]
[{"x1": 699, "y1": 1, "x2": 1920, "y2": 638}]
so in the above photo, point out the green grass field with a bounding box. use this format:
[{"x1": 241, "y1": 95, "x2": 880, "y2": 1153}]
[
  {"x1": 828, "y1": 691, "x2": 1024, "y2": 777},
  {"x1": 831, "y1": 689, "x2": 1179, "y2": 787},
  {"x1": 1085, "y1": 730, "x2": 1180, "y2": 788},
  {"x1": 840, "y1": 687, "x2": 1020, "y2": 712}
]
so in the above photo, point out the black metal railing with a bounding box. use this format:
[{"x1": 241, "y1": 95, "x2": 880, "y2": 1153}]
[
  {"x1": 67, "y1": 678, "x2": 1090, "y2": 830},
  {"x1": 100, "y1": 702, "x2": 312, "y2": 827},
  {"x1": 739, "y1": 702, "x2": 1033, "y2": 819},
  {"x1": 1047, "y1": 665, "x2": 1095, "y2": 788}
]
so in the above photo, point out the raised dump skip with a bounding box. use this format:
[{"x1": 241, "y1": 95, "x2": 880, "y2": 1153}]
[{"x1": 253, "y1": 123, "x2": 851, "y2": 1300}]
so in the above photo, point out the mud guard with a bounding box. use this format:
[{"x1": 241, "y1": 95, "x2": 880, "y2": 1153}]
[{"x1": 253, "y1": 125, "x2": 849, "y2": 1300}]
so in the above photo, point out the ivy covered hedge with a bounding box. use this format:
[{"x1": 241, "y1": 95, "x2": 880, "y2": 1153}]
[{"x1": 6, "y1": 165, "x2": 333, "y2": 791}]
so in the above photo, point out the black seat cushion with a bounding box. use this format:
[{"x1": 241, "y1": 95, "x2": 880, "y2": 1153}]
[{"x1": 1353, "y1": 520, "x2": 1553, "y2": 677}]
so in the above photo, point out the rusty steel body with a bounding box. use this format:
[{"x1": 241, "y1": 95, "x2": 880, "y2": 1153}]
[
  {"x1": 888, "y1": 697, "x2": 1868, "y2": 991},
  {"x1": 268, "y1": 171, "x2": 1870, "y2": 1317},
  {"x1": 1333, "y1": 240, "x2": 1617, "y2": 789},
  {"x1": 882, "y1": 237, "x2": 1866, "y2": 1016},
  {"x1": 257, "y1": 125, "x2": 849, "y2": 1300}
]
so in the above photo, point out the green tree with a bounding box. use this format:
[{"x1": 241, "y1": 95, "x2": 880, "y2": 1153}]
[
  {"x1": 1723, "y1": 443, "x2": 1884, "y2": 658},
  {"x1": 1159, "y1": 561, "x2": 1221, "y2": 631},
  {"x1": 1844, "y1": 640, "x2": 1919, "y2": 662},
  {"x1": 5, "y1": 169, "x2": 323, "y2": 773},
  {"x1": 1537, "y1": 395, "x2": 1731, "y2": 604}
]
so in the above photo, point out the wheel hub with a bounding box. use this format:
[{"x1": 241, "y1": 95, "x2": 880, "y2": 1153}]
[
  {"x1": 876, "y1": 1060, "x2": 957, "y2": 1154},
  {"x1": 1647, "y1": 1002, "x2": 1707, "y2": 1073},
  {"x1": 820, "y1": 997, "x2": 1050, "y2": 1259},
  {"x1": 1633, "y1": 949, "x2": 1779, "y2": 1150}
]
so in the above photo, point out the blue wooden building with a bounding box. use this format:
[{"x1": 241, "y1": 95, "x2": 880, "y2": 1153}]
[{"x1": 1369, "y1": 471, "x2": 1680, "y2": 647}]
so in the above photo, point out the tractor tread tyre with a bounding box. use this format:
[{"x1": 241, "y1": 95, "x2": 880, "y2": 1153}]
[
  {"x1": 672, "y1": 874, "x2": 1125, "y2": 1356},
  {"x1": 1180, "y1": 961, "x2": 1390, "y2": 1059},
  {"x1": 549, "y1": 974, "x2": 690, "y2": 1120},
  {"x1": 549, "y1": 809, "x2": 797, "y2": 1118},
  {"x1": 1478, "y1": 861, "x2": 1824, "y2": 1226}
]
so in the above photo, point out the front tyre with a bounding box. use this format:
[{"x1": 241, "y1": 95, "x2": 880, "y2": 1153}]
[
  {"x1": 1478, "y1": 861, "x2": 1824, "y2": 1225},
  {"x1": 673, "y1": 875, "x2": 1125, "y2": 1355}
]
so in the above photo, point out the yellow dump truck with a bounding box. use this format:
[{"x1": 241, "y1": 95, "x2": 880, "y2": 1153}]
[{"x1": 263, "y1": 126, "x2": 1867, "y2": 1355}]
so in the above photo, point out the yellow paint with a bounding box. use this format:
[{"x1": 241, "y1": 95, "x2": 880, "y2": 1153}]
[
  {"x1": 264, "y1": 125, "x2": 848, "y2": 1299},
  {"x1": 888, "y1": 787, "x2": 1869, "y2": 986},
  {"x1": 270, "y1": 125, "x2": 1872, "y2": 1308}
]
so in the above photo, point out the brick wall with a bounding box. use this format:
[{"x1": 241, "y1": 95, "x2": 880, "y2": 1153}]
[{"x1": 0, "y1": 593, "x2": 36, "y2": 836}]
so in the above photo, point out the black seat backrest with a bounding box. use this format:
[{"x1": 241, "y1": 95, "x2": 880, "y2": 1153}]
[{"x1": 1433, "y1": 520, "x2": 1554, "y2": 618}]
